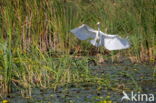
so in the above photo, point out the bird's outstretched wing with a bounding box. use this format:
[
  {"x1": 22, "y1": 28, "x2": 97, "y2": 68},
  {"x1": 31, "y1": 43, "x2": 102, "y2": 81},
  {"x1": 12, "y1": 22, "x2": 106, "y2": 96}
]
[
  {"x1": 70, "y1": 24, "x2": 97, "y2": 40},
  {"x1": 100, "y1": 32, "x2": 130, "y2": 50}
]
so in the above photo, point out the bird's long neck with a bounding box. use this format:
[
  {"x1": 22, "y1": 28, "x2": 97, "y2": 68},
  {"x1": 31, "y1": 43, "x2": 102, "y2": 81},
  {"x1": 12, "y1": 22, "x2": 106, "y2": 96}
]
[
  {"x1": 98, "y1": 24, "x2": 100, "y2": 32},
  {"x1": 97, "y1": 23, "x2": 100, "y2": 38}
]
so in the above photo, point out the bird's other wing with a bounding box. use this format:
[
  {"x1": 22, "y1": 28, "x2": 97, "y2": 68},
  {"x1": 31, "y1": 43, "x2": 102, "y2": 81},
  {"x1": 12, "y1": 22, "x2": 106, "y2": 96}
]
[
  {"x1": 70, "y1": 24, "x2": 97, "y2": 40},
  {"x1": 100, "y1": 33, "x2": 130, "y2": 50}
]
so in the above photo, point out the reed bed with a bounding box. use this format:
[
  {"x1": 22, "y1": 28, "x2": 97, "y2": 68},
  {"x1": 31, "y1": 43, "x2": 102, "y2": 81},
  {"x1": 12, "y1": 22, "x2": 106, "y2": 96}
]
[{"x1": 0, "y1": 0, "x2": 155, "y2": 98}]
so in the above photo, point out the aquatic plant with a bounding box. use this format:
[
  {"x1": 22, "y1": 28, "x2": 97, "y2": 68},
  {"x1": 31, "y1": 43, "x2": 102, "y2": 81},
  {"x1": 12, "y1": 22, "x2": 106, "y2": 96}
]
[{"x1": 0, "y1": 0, "x2": 155, "y2": 98}]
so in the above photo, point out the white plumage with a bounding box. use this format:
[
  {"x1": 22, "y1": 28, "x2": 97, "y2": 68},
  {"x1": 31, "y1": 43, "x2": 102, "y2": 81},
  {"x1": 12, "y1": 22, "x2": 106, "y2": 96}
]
[{"x1": 70, "y1": 23, "x2": 130, "y2": 51}]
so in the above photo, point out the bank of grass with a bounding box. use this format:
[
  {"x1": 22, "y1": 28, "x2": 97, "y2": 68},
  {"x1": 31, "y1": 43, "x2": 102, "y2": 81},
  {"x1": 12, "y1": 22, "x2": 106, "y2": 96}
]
[
  {"x1": 0, "y1": 42, "x2": 94, "y2": 97},
  {"x1": 0, "y1": 0, "x2": 155, "y2": 97}
]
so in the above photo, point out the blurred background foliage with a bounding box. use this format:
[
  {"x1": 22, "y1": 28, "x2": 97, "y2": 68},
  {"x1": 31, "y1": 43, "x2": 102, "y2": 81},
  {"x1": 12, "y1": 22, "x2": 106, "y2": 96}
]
[
  {"x1": 0, "y1": 0, "x2": 155, "y2": 97},
  {"x1": 0, "y1": 0, "x2": 155, "y2": 60}
]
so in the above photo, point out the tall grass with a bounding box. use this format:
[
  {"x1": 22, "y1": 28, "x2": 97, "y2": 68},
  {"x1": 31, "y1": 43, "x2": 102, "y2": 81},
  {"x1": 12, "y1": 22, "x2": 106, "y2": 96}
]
[
  {"x1": 0, "y1": 0, "x2": 155, "y2": 97},
  {"x1": 0, "y1": 0, "x2": 155, "y2": 59}
]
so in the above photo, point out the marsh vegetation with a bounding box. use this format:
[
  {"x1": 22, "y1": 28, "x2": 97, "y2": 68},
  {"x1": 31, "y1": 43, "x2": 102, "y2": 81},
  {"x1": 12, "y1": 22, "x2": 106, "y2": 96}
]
[{"x1": 0, "y1": 0, "x2": 155, "y2": 102}]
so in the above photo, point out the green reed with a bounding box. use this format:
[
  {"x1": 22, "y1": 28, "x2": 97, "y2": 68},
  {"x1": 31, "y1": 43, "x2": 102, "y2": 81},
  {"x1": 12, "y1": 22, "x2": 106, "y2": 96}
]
[
  {"x1": 0, "y1": 0, "x2": 155, "y2": 97},
  {"x1": 0, "y1": 0, "x2": 155, "y2": 58}
]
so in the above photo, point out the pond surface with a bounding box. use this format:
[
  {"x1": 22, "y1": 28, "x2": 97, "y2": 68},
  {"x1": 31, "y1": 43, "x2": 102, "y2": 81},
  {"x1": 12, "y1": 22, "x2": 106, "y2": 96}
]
[{"x1": 5, "y1": 63, "x2": 156, "y2": 103}]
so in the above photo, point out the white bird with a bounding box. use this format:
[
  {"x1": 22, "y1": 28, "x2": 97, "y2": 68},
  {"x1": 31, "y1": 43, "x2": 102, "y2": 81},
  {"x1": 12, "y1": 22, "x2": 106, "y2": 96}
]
[{"x1": 70, "y1": 22, "x2": 130, "y2": 51}]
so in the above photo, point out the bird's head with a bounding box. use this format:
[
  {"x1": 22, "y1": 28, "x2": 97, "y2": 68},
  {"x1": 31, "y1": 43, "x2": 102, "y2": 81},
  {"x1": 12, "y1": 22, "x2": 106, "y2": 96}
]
[
  {"x1": 97, "y1": 22, "x2": 100, "y2": 25},
  {"x1": 97, "y1": 22, "x2": 101, "y2": 31}
]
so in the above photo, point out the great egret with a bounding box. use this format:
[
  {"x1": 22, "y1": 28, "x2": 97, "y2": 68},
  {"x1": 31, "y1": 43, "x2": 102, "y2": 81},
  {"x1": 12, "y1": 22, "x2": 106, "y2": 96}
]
[{"x1": 70, "y1": 22, "x2": 130, "y2": 51}]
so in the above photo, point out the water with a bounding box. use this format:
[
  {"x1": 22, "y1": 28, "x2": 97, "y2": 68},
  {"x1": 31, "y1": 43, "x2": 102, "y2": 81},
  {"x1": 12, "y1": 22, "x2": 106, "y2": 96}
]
[{"x1": 4, "y1": 63, "x2": 156, "y2": 103}]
